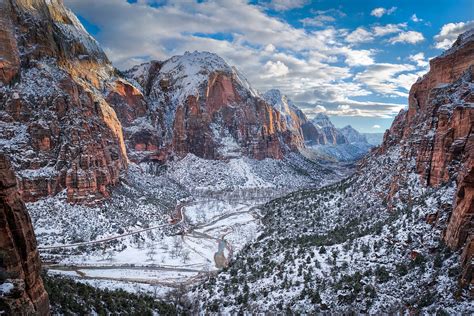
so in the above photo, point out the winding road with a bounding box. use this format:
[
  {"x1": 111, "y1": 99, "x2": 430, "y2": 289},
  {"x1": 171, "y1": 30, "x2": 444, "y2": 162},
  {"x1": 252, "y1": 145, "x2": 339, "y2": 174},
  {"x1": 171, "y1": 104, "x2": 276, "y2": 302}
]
[
  {"x1": 43, "y1": 198, "x2": 260, "y2": 289},
  {"x1": 39, "y1": 203, "x2": 186, "y2": 250}
]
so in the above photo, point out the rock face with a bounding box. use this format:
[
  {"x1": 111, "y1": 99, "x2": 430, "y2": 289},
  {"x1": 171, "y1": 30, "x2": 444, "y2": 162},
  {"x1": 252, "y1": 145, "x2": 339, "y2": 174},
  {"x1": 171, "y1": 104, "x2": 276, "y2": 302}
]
[
  {"x1": 311, "y1": 113, "x2": 348, "y2": 145},
  {"x1": 380, "y1": 30, "x2": 474, "y2": 293},
  {"x1": 0, "y1": 153, "x2": 49, "y2": 315},
  {"x1": 262, "y1": 89, "x2": 306, "y2": 135},
  {"x1": 262, "y1": 89, "x2": 329, "y2": 146},
  {"x1": 125, "y1": 52, "x2": 304, "y2": 161},
  {"x1": 0, "y1": 0, "x2": 129, "y2": 203},
  {"x1": 339, "y1": 125, "x2": 367, "y2": 144}
]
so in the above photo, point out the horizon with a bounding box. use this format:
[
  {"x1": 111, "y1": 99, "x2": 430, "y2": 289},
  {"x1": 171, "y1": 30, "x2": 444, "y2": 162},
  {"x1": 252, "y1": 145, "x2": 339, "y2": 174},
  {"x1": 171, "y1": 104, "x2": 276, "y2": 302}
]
[{"x1": 66, "y1": 0, "x2": 472, "y2": 133}]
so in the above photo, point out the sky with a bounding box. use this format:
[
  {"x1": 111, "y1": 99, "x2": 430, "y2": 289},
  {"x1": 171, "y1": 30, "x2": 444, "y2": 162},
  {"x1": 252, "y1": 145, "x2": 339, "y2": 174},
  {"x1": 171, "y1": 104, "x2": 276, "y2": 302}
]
[{"x1": 65, "y1": 0, "x2": 474, "y2": 133}]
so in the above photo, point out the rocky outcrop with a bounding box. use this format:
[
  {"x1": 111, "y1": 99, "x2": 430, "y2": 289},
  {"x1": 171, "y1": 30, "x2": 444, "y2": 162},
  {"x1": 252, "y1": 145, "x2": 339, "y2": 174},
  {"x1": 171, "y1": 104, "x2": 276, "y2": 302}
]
[
  {"x1": 339, "y1": 125, "x2": 368, "y2": 144},
  {"x1": 311, "y1": 113, "x2": 348, "y2": 145},
  {"x1": 0, "y1": 1, "x2": 20, "y2": 85},
  {"x1": 0, "y1": 0, "x2": 129, "y2": 203},
  {"x1": 380, "y1": 31, "x2": 474, "y2": 293},
  {"x1": 126, "y1": 52, "x2": 304, "y2": 161},
  {"x1": 262, "y1": 89, "x2": 327, "y2": 146},
  {"x1": 0, "y1": 154, "x2": 49, "y2": 315}
]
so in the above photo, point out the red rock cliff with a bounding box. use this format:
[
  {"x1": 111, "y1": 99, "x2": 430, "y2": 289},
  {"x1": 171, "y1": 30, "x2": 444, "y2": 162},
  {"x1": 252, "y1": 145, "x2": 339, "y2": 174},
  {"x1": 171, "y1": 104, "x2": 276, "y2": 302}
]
[
  {"x1": 126, "y1": 52, "x2": 304, "y2": 161},
  {"x1": 0, "y1": 153, "x2": 49, "y2": 315},
  {"x1": 0, "y1": 0, "x2": 129, "y2": 203},
  {"x1": 380, "y1": 30, "x2": 474, "y2": 293}
]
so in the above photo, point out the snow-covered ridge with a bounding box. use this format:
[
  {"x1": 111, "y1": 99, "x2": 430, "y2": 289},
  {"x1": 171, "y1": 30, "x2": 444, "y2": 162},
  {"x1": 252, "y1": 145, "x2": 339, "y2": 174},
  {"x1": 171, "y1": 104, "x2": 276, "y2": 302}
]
[
  {"x1": 263, "y1": 89, "x2": 304, "y2": 131},
  {"x1": 311, "y1": 113, "x2": 334, "y2": 129},
  {"x1": 263, "y1": 89, "x2": 298, "y2": 114},
  {"x1": 128, "y1": 51, "x2": 259, "y2": 107},
  {"x1": 439, "y1": 27, "x2": 474, "y2": 58},
  {"x1": 339, "y1": 125, "x2": 367, "y2": 144},
  {"x1": 56, "y1": 7, "x2": 106, "y2": 59}
]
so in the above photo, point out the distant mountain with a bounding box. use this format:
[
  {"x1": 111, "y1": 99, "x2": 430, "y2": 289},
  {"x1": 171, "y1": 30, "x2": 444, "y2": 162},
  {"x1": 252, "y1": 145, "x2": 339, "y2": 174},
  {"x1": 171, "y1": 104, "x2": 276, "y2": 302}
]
[
  {"x1": 302, "y1": 118, "x2": 374, "y2": 162},
  {"x1": 262, "y1": 89, "x2": 327, "y2": 146},
  {"x1": 311, "y1": 113, "x2": 347, "y2": 145},
  {"x1": 339, "y1": 125, "x2": 367, "y2": 143},
  {"x1": 363, "y1": 133, "x2": 384, "y2": 146}
]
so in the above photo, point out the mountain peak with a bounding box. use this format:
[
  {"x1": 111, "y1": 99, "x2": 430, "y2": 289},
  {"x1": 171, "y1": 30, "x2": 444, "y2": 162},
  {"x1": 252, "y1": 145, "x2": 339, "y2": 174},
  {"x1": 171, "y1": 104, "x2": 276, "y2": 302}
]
[
  {"x1": 311, "y1": 112, "x2": 332, "y2": 128},
  {"x1": 165, "y1": 50, "x2": 231, "y2": 73},
  {"x1": 339, "y1": 125, "x2": 367, "y2": 143},
  {"x1": 440, "y1": 28, "x2": 474, "y2": 57},
  {"x1": 263, "y1": 89, "x2": 291, "y2": 109}
]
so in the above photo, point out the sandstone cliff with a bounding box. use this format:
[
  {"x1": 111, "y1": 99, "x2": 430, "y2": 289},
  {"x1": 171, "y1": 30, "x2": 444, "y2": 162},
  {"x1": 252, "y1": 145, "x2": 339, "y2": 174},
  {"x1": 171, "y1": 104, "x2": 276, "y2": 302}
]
[
  {"x1": 262, "y1": 89, "x2": 328, "y2": 146},
  {"x1": 311, "y1": 113, "x2": 348, "y2": 145},
  {"x1": 0, "y1": 153, "x2": 49, "y2": 315},
  {"x1": 125, "y1": 52, "x2": 305, "y2": 161},
  {"x1": 0, "y1": 0, "x2": 129, "y2": 203},
  {"x1": 380, "y1": 30, "x2": 474, "y2": 293}
]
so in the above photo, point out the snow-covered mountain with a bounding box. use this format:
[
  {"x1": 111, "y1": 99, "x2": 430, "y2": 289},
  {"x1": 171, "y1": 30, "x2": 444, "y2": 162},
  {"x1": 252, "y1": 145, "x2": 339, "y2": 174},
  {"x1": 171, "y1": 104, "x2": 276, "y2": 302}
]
[
  {"x1": 262, "y1": 89, "x2": 304, "y2": 131},
  {"x1": 312, "y1": 113, "x2": 347, "y2": 145},
  {"x1": 124, "y1": 52, "x2": 305, "y2": 161},
  {"x1": 339, "y1": 125, "x2": 367, "y2": 143},
  {"x1": 261, "y1": 91, "x2": 375, "y2": 161}
]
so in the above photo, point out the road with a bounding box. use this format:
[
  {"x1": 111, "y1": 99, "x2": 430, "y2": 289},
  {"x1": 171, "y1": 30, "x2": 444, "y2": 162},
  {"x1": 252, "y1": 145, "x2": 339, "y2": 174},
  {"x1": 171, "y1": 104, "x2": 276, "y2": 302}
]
[
  {"x1": 43, "y1": 198, "x2": 260, "y2": 289},
  {"x1": 39, "y1": 203, "x2": 186, "y2": 250}
]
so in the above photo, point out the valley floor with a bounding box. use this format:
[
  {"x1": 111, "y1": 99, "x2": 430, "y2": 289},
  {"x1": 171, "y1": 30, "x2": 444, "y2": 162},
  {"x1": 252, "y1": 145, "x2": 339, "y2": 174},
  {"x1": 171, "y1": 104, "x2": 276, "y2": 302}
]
[{"x1": 31, "y1": 153, "x2": 350, "y2": 300}]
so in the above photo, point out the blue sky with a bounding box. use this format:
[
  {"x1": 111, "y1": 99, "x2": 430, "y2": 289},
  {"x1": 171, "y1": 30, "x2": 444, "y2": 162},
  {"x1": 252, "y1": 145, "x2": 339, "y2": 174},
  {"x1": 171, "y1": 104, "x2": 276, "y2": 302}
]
[{"x1": 66, "y1": 0, "x2": 473, "y2": 133}]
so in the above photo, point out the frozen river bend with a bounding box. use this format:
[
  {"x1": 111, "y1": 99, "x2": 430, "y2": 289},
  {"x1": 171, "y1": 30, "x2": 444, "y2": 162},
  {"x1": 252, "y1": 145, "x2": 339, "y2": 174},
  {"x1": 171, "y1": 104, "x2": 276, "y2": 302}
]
[
  {"x1": 41, "y1": 198, "x2": 262, "y2": 296},
  {"x1": 29, "y1": 155, "x2": 351, "y2": 297}
]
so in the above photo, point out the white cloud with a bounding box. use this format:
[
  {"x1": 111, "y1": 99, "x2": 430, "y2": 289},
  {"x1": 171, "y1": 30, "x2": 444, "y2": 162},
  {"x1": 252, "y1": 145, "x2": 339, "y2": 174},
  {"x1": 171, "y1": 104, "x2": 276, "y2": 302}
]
[
  {"x1": 341, "y1": 48, "x2": 375, "y2": 66},
  {"x1": 371, "y1": 7, "x2": 397, "y2": 18},
  {"x1": 372, "y1": 23, "x2": 406, "y2": 37},
  {"x1": 388, "y1": 31, "x2": 424, "y2": 44},
  {"x1": 372, "y1": 124, "x2": 381, "y2": 128},
  {"x1": 408, "y1": 52, "x2": 428, "y2": 67},
  {"x1": 295, "y1": 81, "x2": 405, "y2": 118},
  {"x1": 263, "y1": 44, "x2": 276, "y2": 53},
  {"x1": 411, "y1": 14, "x2": 422, "y2": 23},
  {"x1": 261, "y1": 0, "x2": 308, "y2": 11},
  {"x1": 262, "y1": 60, "x2": 289, "y2": 77},
  {"x1": 300, "y1": 9, "x2": 345, "y2": 27},
  {"x1": 355, "y1": 63, "x2": 417, "y2": 97},
  {"x1": 300, "y1": 15, "x2": 335, "y2": 27},
  {"x1": 345, "y1": 23, "x2": 408, "y2": 45},
  {"x1": 346, "y1": 27, "x2": 374, "y2": 43},
  {"x1": 434, "y1": 20, "x2": 474, "y2": 49},
  {"x1": 314, "y1": 105, "x2": 327, "y2": 112},
  {"x1": 301, "y1": 99, "x2": 405, "y2": 118}
]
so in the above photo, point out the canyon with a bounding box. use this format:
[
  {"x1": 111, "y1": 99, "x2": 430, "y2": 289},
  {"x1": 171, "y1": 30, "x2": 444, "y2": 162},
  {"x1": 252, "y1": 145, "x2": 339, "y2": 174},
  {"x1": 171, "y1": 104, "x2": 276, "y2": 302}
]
[{"x1": 0, "y1": 0, "x2": 472, "y2": 314}]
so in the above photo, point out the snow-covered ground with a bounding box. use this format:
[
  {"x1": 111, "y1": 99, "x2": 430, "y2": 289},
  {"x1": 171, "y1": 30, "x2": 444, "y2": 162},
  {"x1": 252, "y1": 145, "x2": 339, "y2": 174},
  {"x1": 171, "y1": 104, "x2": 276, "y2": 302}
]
[
  {"x1": 189, "y1": 146, "x2": 473, "y2": 314},
  {"x1": 44, "y1": 197, "x2": 263, "y2": 297},
  {"x1": 34, "y1": 152, "x2": 341, "y2": 298}
]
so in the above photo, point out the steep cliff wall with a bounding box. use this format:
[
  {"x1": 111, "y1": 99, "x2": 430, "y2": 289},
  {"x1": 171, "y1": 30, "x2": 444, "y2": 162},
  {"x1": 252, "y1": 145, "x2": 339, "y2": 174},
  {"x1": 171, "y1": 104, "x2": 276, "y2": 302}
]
[
  {"x1": 0, "y1": 0, "x2": 129, "y2": 203},
  {"x1": 0, "y1": 153, "x2": 49, "y2": 315},
  {"x1": 380, "y1": 31, "x2": 474, "y2": 293},
  {"x1": 126, "y1": 52, "x2": 305, "y2": 161}
]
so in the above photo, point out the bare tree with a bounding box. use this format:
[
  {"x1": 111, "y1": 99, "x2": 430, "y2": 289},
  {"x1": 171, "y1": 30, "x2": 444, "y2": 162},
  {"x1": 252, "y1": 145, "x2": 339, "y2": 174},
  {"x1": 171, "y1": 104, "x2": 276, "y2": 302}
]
[
  {"x1": 181, "y1": 249, "x2": 190, "y2": 264},
  {"x1": 146, "y1": 241, "x2": 157, "y2": 262}
]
